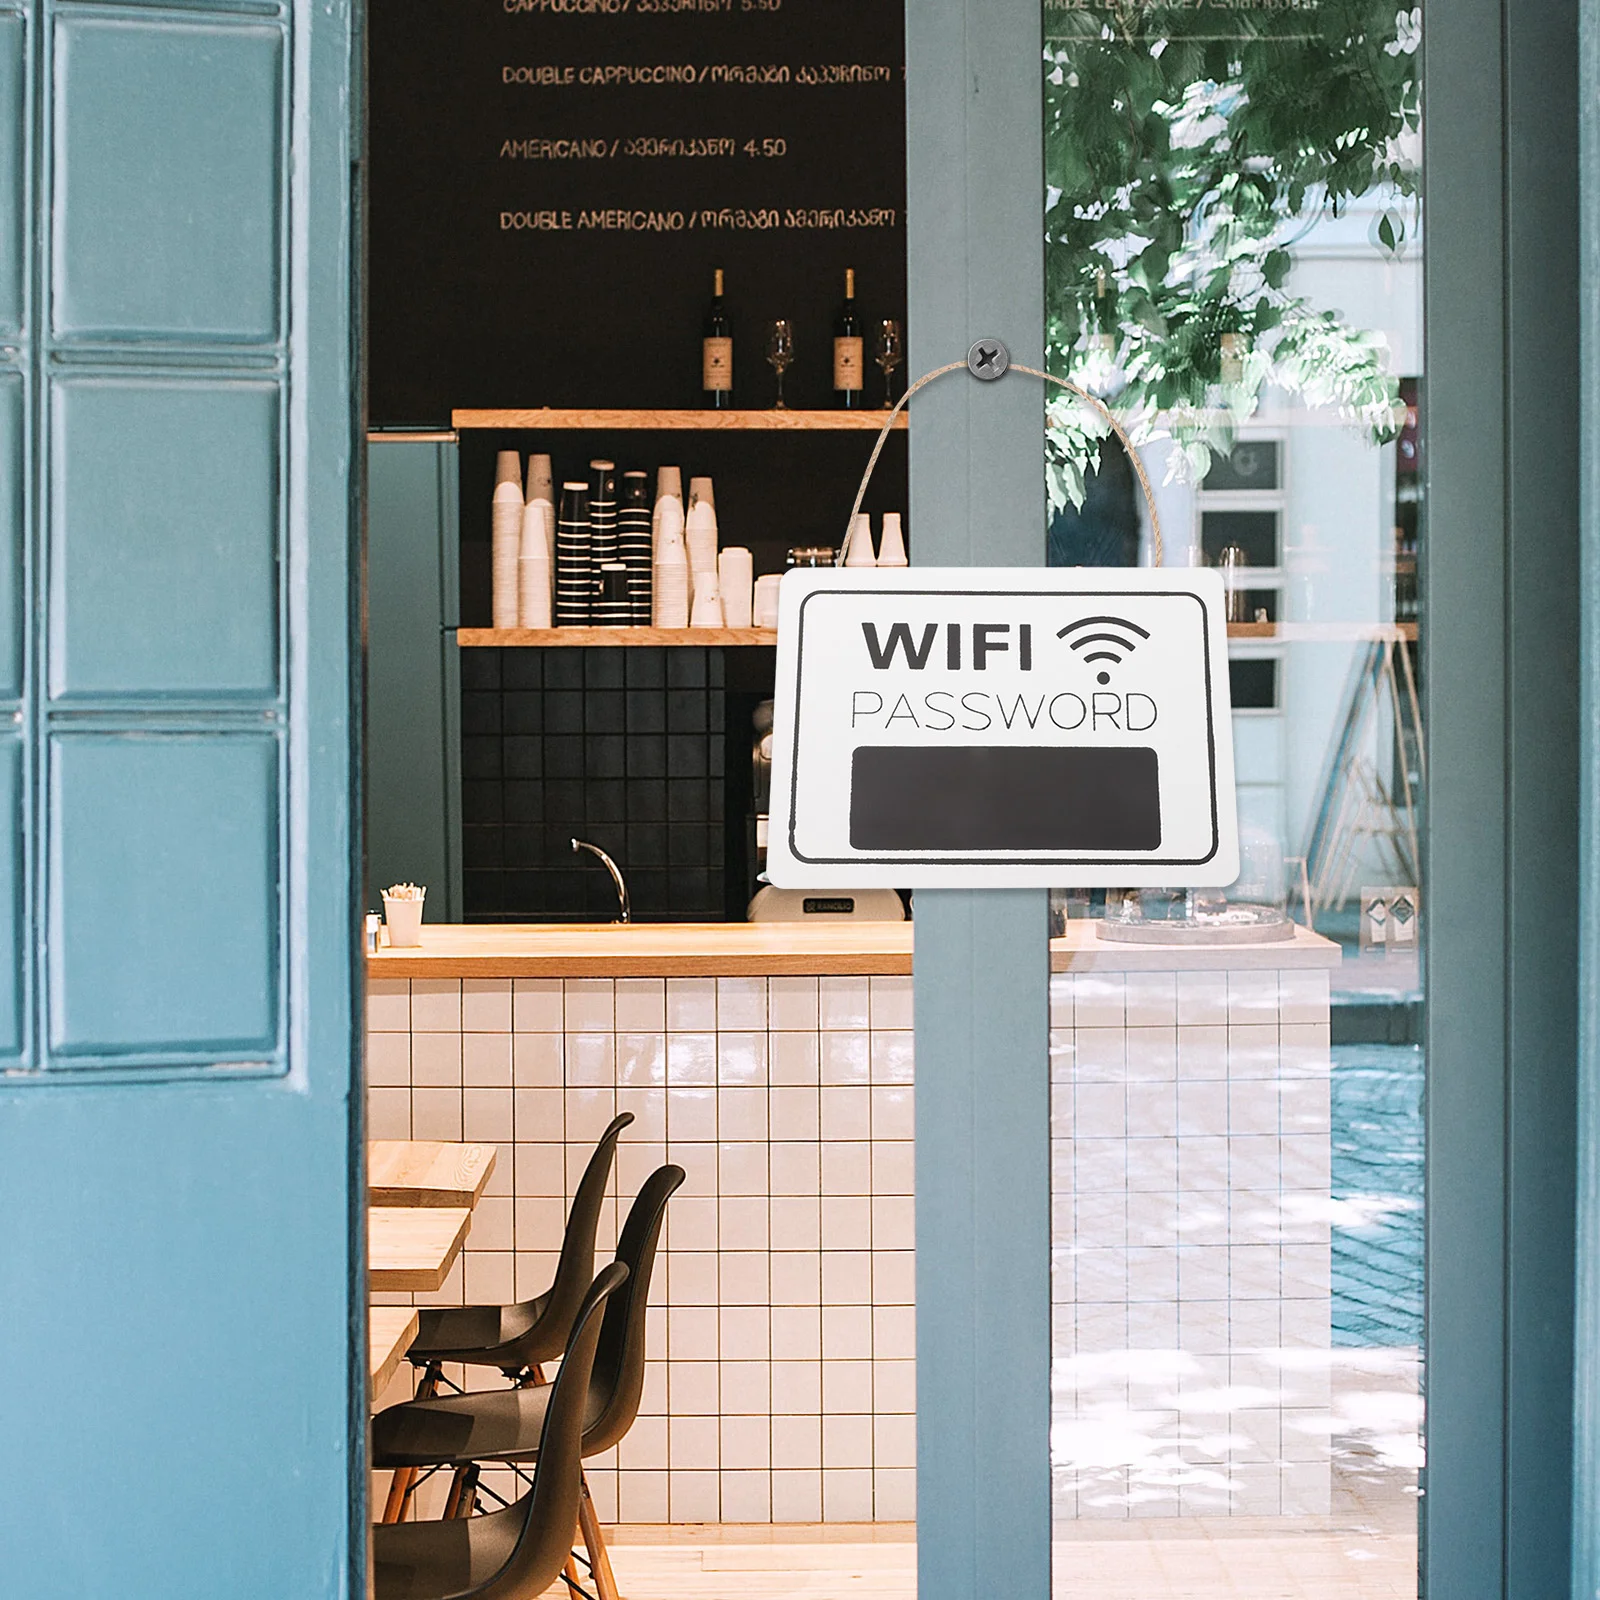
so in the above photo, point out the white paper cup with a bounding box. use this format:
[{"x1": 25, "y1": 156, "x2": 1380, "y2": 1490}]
[
  {"x1": 382, "y1": 892, "x2": 425, "y2": 948},
  {"x1": 753, "y1": 573, "x2": 783, "y2": 629}
]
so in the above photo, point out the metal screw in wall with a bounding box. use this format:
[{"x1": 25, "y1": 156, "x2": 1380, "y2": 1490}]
[{"x1": 968, "y1": 338, "x2": 1010, "y2": 380}]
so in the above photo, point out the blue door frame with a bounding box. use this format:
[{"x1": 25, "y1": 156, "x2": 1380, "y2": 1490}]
[
  {"x1": 902, "y1": 3, "x2": 1592, "y2": 1598},
  {"x1": 0, "y1": 0, "x2": 362, "y2": 1592}
]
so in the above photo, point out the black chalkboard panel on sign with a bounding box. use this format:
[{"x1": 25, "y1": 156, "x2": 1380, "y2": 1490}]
[{"x1": 369, "y1": 0, "x2": 908, "y2": 425}]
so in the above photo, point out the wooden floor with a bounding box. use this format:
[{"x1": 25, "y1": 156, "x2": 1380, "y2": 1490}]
[{"x1": 569, "y1": 1510, "x2": 1418, "y2": 1600}]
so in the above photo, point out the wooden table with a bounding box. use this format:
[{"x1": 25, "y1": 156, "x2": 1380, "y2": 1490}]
[
  {"x1": 369, "y1": 1306, "x2": 420, "y2": 1397},
  {"x1": 369, "y1": 1206, "x2": 473, "y2": 1292},
  {"x1": 369, "y1": 1140, "x2": 497, "y2": 1207}
]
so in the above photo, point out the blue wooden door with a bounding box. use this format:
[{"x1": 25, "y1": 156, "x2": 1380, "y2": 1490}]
[{"x1": 0, "y1": 0, "x2": 360, "y2": 1592}]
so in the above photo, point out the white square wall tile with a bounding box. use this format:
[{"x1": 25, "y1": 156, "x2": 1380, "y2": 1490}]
[
  {"x1": 667, "y1": 1032, "x2": 718, "y2": 1086},
  {"x1": 822, "y1": 1085, "x2": 872, "y2": 1141},
  {"x1": 770, "y1": 1086, "x2": 820, "y2": 1141},
  {"x1": 1175, "y1": 971, "x2": 1229, "y2": 1026},
  {"x1": 411, "y1": 1088, "x2": 463, "y2": 1141},
  {"x1": 771, "y1": 1196, "x2": 821, "y2": 1252},
  {"x1": 1074, "y1": 1029, "x2": 1127, "y2": 1083},
  {"x1": 771, "y1": 1363, "x2": 822, "y2": 1415},
  {"x1": 872, "y1": 1141, "x2": 915, "y2": 1196},
  {"x1": 366, "y1": 1031, "x2": 410, "y2": 1088},
  {"x1": 823, "y1": 1195, "x2": 871, "y2": 1251},
  {"x1": 565, "y1": 1032, "x2": 616, "y2": 1087},
  {"x1": 772, "y1": 1413, "x2": 822, "y2": 1469},
  {"x1": 1227, "y1": 970, "x2": 1279, "y2": 1023},
  {"x1": 513, "y1": 978, "x2": 564, "y2": 1033},
  {"x1": 874, "y1": 1359, "x2": 916, "y2": 1413},
  {"x1": 772, "y1": 1305, "x2": 822, "y2": 1361},
  {"x1": 717, "y1": 977, "x2": 768, "y2": 1031},
  {"x1": 563, "y1": 978, "x2": 614, "y2": 1032},
  {"x1": 666, "y1": 978, "x2": 717, "y2": 1031},
  {"x1": 565, "y1": 1087, "x2": 618, "y2": 1145},
  {"x1": 462, "y1": 1032, "x2": 512, "y2": 1087},
  {"x1": 823, "y1": 1413, "x2": 873, "y2": 1468},
  {"x1": 721, "y1": 1470, "x2": 773, "y2": 1522},
  {"x1": 823, "y1": 1251, "x2": 873, "y2": 1305},
  {"x1": 720, "y1": 1305, "x2": 770, "y2": 1360},
  {"x1": 619, "y1": 1415, "x2": 668, "y2": 1470},
  {"x1": 616, "y1": 1032, "x2": 666, "y2": 1089},
  {"x1": 873, "y1": 1251, "x2": 915, "y2": 1306},
  {"x1": 718, "y1": 1194, "x2": 769, "y2": 1251},
  {"x1": 618, "y1": 1470, "x2": 669, "y2": 1523},
  {"x1": 874, "y1": 1413, "x2": 916, "y2": 1469},
  {"x1": 721, "y1": 1251, "x2": 770, "y2": 1305},
  {"x1": 666, "y1": 1086, "x2": 718, "y2": 1143},
  {"x1": 871, "y1": 1085, "x2": 914, "y2": 1141},
  {"x1": 823, "y1": 1361, "x2": 874, "y2": 1416},
  {"x1": 823, "y1": 1468, "x2": 874, "y2": 1521},
  {"x1": 616, "y1": 1088, "x2": 667, "y2": 1145},
  {"x1": 662, "y1": 1414, "x2": 713, "y2": 1465},
  {"x1": 719, "y1": 1087, "x2": 768, "y2": 1141},
  {"x1": 822, "y1": 1140, "x2": 872, "y2": 1196},
  {"x1": 821, "y1": 1031, "x2": 871, "y2": 1085},
  {"x1": 875, "y1": 1468, "x2": 916, "y2": 1521},
  {"x1": 669, "y1": 1469, "x2": 721, "y2": 1522},
  {"x1": 717, "y1": 1032, "x2": 768, "y2": 1087},
  {"x1": 871, "y1": 1196, "x2": 915, "y2": 1251},
  {"x1": 1074, "y1": 974, "x2": 1126, "y2": 1028},
  {"x1": 512, "y1": 1033, "x2": 563, "y2": 1088},
  {"x1": 1124, "y1": 972, "x2": 1177, "y2": 1027},
  {"x1": 462, "y1": 979, "x2": 512, "y2": 1032},
  {"x1": 770, "y1": 1142, "x2": 821, "y2": 1195},
  {"x1": 772, "y1": 1469, "x2": 822, "y2": 1521},
  {"x1": 411, "y1": 1032, "x2": 462, "y2": 1088},
  {"x1": 823, "y1": 1304, "x2": 873, "y2": 1360},
  {"x1": 666, "y1": 1196, "x2": 719, "y2": 1252},
  {"x1": 463, "y1": 1251, "x2": 515, "y2": 1304},
  {"x1": 721, "y1": 1360, "x2": 771, "y2": 1413},
  {"x1": 768, "y1": 977, "x2": 819, "y2": 1031},
  {"x1": 410, "y1": 980, "x2": 462, "y2": 1031},
  {"x1": 366, "y1": 978, "x2": 410, "y2": 1032},
  {"x1": 514, "y1": 1143, "x2": 566, "y2": 1198},
  {"x1": 668, "y1": 1306, "x2": 719, "y2": 1361},
  {"x1": 367, "y1": 1087, "x2": 410, "y2": 1139},
  {"x1": 668, "y1": 1362, "x2": 721, "y2": 1415},
  {"x1": 873, "y1": 1304, "x2": 915, "y2": 1360},
  {"x1": 769, "y1": 1031, "x2": 819, "y2": 1086},
  {"x1": 1278, "y1": 969, "x2": 1330, "y2": 1024},
  {"x1": 667, "y1": 1252, "x2": 719, "y2": 1306},
  {"x1": 869, "y1": 975, "x2": 914, "y2": 1030},
  {"x1": 770, "y1": 1252, "x2": 822, "y2": 1306},
  {"x1": 718, "y1": 1140, "x2": 768, "y2": 1197},
  {"x1": 615, "y1": 977, "x2": 666, "y2": 1031},
  {"x1": 869, "y1": 1030, "x2": 914, "y2": 1085},
  {"x1": 462, "y1": 1088, "x2": 513, "y2": 1143},
  {"x1": 470, "y1": 1195, "x2": 513, "y2": 1250},
  {"x1": 819, "y1": 977, "x2": 871, "y2": 1031}
]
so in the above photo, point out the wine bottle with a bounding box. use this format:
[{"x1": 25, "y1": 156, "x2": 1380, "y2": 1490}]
[
  {"x1": 833, "y1": 267, "x2": 865, "y2": 408},
  {"x1": 702, "y1": 267, "x2": 733, "y2": 409}
]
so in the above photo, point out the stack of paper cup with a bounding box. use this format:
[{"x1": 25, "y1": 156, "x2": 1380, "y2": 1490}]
[
  {"x1": 717, "y1": 548, "x2": 754, "y2": 627},
  {"x1": 844, "y1": 512, "x2": 877, "y2": 567},
  {"x1": 685, "y1": 479, "x2": 718, "y2": 579},
  {"x1": 492, "y1": 452, "x2": 524, "y2": 629},
  {"x1": 753, "y1": 573, "x2": 783, "y2": 630},
  {"x1": 525, "y1": 453, "x2": 553, "y2": 508},
  {"x1": 689, "y1": 569, "x2": 724, "y2": 628},
  {"x1": 877, "y1": 512, "x2": 908, "y2": 567},
  {"x1": 653, "y1": 466, "x2": 682, "y2": 541},
  {"x1": 619, "y1": 471, "x2": 653, "y2": 624},
  {"x1": 555, "y1": 481, "x2": 593, "y2": 626},
  {"x1": 518, "y1": 492, "x2": 552, "y2": 628},
  {"x1": 654, "y1": 524, "x2": 689, "y2": 627}
]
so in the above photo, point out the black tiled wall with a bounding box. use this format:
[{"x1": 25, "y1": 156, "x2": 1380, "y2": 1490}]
[{"x1": 461, "y1": 647, "x2": 733, "y2": 922}]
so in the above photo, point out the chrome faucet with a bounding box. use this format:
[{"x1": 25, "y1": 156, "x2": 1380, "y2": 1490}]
[{"x1": 571, "y1": 838, "x2": 631, "y2": 924}]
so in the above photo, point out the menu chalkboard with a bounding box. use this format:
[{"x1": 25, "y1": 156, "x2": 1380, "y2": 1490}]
[{"x1": 369, "y1": 0, "x2": 908, "y2": 424}]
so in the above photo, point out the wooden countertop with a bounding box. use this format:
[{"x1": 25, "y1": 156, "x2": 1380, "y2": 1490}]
[
  {"x1": 367, "y1": 920, "x2": 1339, "y2": 977},
  {"x1": 369, "y1": 1206, "x2": 473, "y2": 1292},
  {"x1": 370, "y1": 1306, "x2": 420, "y2": 1397},
  {"x1": 369, "y1": 1140, "x2": 497, "y2": 1207}
]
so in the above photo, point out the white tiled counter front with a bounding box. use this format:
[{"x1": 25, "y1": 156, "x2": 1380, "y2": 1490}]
[
  {"x1": 367, "y1": 970, "x2": 917, "y2": 1526},
  {"x1": 366, "y1": 923, "x2": 1337, "y2": 1526},
  {"x1": 1049, "y1": 944, "x2": 1340, "y2": 1522}
]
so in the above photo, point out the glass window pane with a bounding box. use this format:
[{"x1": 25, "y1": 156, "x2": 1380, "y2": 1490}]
[{"x1": 1044, "y1": 2, "x2": 1423, "y2": 1590}]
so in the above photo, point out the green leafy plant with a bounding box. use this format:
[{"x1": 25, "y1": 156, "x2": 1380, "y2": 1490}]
[{"x1": 1043, "y1": 0, "x2": 1421, "y2": 508}]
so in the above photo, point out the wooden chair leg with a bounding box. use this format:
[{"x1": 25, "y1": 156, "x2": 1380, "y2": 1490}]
[
  {"x1": 380, "y1": 1362, "x2": 442, "y2": 1525},
  {"x1": 577, "y1": 1471, "x2": 622, "y2": 1600},
  {"x1": 441, "y1": 1466, "x2": 469, "y2": 1519}
]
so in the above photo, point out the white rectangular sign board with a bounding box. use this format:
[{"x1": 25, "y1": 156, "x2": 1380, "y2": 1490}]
[{"x1": 767, "y1": 568, "x2": 1240, "y2": 889}]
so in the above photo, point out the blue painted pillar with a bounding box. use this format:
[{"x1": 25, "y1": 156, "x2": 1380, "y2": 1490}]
[{"x1": 906, "y1": 2, "x2": 1051, "y2": 1596}]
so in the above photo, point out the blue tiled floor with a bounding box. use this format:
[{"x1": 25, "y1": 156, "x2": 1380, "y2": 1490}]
[{"x1": 1331, "y1": 1043, "x2": 1424, "y2": 1346}]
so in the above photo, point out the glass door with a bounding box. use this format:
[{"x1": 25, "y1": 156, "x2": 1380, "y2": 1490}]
[{"x1": 1041, "y1": 4, "x2": 1424, "y2": 1591}]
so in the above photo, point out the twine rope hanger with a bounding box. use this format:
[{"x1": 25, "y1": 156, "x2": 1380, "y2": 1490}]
[{"x1": 838, "y1": 352, "x2": 1164, "y2": 569}]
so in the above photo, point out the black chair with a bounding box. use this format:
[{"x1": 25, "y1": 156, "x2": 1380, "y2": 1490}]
[
  {"x1": 372, "y1": 1261, "x2": 627, "y2": 1600},
  {"x1": 381, "y1": 1111, "x2": 633, "y2": 1524},
  {"x1": 373, "y1": 1165, "x2": 685, "y2": 1600}
]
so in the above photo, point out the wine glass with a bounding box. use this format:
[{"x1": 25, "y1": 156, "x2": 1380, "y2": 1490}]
[
  {"x1": 875, "y1": 319, "x2": 904, "y2": 407},
  {"x1": 766, "y1": 320, "x2": 795, "y2": 409}
]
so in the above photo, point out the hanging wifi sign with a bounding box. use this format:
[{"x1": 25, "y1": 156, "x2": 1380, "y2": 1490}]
[{"x1": 766, "y1": 568, "x2": 1240, "y2": 888}]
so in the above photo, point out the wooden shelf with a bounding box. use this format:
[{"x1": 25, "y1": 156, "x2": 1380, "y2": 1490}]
[
  {"x1": 457, "y1": 622, "x2": 1416, "y2": 648},
  {"x1": 457, "y1": 626, "x2": 777, "y2": 648},
  {"x1": 451, "y1": 407, "x2": 907, "y2": 432}
]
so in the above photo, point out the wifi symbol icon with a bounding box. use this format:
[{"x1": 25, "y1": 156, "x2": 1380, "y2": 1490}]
[{"x1": 1057, "y1": 614, "x2": 1151, "y2": 685}]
